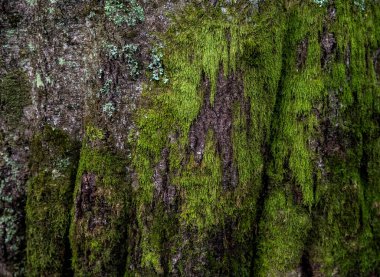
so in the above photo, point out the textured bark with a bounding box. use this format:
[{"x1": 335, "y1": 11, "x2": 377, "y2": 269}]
[{"x1": 0, "y1": 0, "x2": 379, "y2": 276}]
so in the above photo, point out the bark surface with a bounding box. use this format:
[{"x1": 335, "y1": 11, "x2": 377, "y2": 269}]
[{"x1": 0, "y1": 0, "x2": 380, "y2": 276}]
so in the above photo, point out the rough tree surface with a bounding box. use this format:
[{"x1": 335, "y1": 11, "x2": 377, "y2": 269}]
[{"x1": 0, "y1": 0, "x2": 380, "y2": 276}]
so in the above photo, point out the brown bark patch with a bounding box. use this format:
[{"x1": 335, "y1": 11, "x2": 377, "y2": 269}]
[
  {"x1": 75, "y1": 172, "x2": 111, "y2": 231},
  {"x1": 292, "y1": 184, "x2": 304, "y2": 205},
  {"x1": 188, "y1": 68, "x2": 243, "y2": 190},
  {"x1": 297, "y1": 38, "x2": 308, "y2": 70},
  {"x1": 319, "y1": 89, "x2": 345, "y2": 157},
  {"x1": 327, "y1": 6, "x2": 337, "y2": 22},
  {"x1": 75, "y1": 172, "x2": 96, "y2": 220}
]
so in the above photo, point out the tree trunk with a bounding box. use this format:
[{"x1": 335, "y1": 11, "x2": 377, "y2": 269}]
[{"x1": 0, "y1": 0, "x2": 379, "y2": 276}]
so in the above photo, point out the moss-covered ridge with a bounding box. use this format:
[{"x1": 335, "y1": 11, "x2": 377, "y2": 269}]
[
  {"x1": 26, "y1": 126, "x2": 80, "y2": 276},
  {"x1": 259, "y1": 0, "x2": 380, "y2": 275},
  {"x1": 70, "y1": 124, "x2": 130, "y2": 276},
  {"x1": 306, "y1": 1, "x2": 380, "y2": 275}
]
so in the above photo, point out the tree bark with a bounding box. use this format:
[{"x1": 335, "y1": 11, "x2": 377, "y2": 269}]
[{"x1": 0, "y1": 0, "x2": 379, "y2": 276}]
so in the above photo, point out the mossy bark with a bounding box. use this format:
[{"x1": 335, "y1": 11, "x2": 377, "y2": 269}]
[
  {"x1": 69, "y1": 125, "x2": 131, "y2": 276},
  {"x1": 1, "y1": 0, "x2": 380, "y2": 276},
  {"x1": 26, "y1": 127, "x2": 80, "y2": 276},
  {"x1": 131, "y1": 1, "x2": 380, "y2": 275}
]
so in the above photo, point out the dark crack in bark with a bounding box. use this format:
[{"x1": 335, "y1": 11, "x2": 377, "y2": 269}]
[
  {"x1": 75, "y1": 172, "x2": 96, "y2": 220},
  {"x1": 345, "y1": 42, "x2": 351, "y2": 79}
]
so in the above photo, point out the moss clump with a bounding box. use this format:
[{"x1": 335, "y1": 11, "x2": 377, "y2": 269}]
[
  {"x1": 363, "y1": 138, "x2": 380, "y2": 272},
  {"x1": 70, "y1": 125, "x2": 130, "y2": 276},
  {"x1": 26, "y1": 126, "x2": 80, "y2": 276},
  {"x1": 0, "y1": 69, "x2": 30, "y2": 127},
  {"x1": 253, "y1": 1, "x2": 324, "y2": 274},
  {"x1": 256, "y1": 190, "x2": 312, "y2": 276},
  {"x1": 127, "y1": 0, "x2": 380, "y2": 275}
]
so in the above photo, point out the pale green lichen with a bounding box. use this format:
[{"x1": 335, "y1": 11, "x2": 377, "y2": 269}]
[
  {"x1": 104, "y1": 0, "x2": 144, "y2": 27},
  {"x1": 35, "y1": 72, "x2": 44, "y2": 88},
  {"x1": 26, "y1": 0, "x2": 37, "y2": 7}
]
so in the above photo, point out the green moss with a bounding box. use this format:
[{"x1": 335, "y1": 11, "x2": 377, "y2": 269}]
[
  {"x1": 306, "y1": 1, "x2": 380, "y2": 275},
  {"x1": 85, "y1": 124, "x2": 105, "y2": 142},
  {"x1": 175, "y1": 131, "x2": 222, "y2": 229},
  {"x1": 132, "y1": 1, "x2": 286, "y2": 274},
  {"x1": 362, "y1": 137, "x2": 380, "y2": 273},
  {"x1": 255, "y1": 1, "x2": 380, "y2": 275},
  {"x1": 255, "y1": 2, "x2": 323, "y2": 274},
  {"x1": 26, "y1": 126, "x2": 80, "y2": 276},
  {"x1": 309, "y1": 145, "x2": 379, "y2": 275},
  {"x1": 70, "y1": 125, "x2": 130, "y2": 276},
  {"x1": 0, "y1": 69, "x2": 30, "y2": 126},
  {"x1": 127, "y1": 0, "x2": 380, "y2": 275},
  {"x1": 256, "y1": 190, "x2": 312, "y2": 276},
  {"x1": 269, "y1": 2, "x2": 325, "y2": 207}
]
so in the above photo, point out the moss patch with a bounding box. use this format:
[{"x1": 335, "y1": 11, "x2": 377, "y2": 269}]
[
  {"x1": 131, "y1": 1, "x2": 286, "y2": 275},
  {"x1": 256, "y1": 190, "x2": 312, "y2": 276},
  {"x1": 70, "y1": 125, "x2": 130, "y2": 276},
  {"x1": 307, "y1": 1, "x2": 380, "y2": 275},
  {"x1": 26, "y1": 126, "x2": 80, "y2": 276},
  {"x1": 132, "y1": 1, "x2": 380, "y2": 275},
  {"x1": 0, "y1": 69, "x2": 30, "y2": 127}
]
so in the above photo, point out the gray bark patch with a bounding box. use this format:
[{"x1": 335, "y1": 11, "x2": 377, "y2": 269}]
[
  {"x1": 153, "y1": 147, "x2": 176, "y2": 209},
  {"x1": 321, "y1": 32, "x2": 336, "y2": 68}
]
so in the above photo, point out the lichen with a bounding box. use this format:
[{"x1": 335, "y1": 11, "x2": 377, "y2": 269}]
[
  {"x1": 104, "y1": 0, "x2": 144, "y2": 27},
  {"x1": 0, "y1": 151, "x2": 26, "y2": 276}
]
